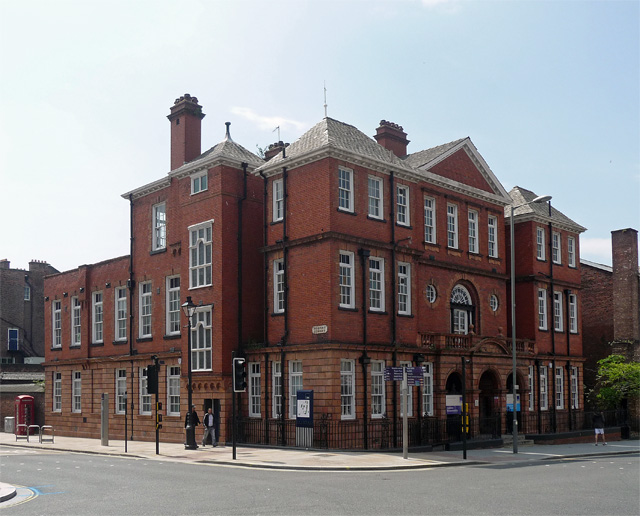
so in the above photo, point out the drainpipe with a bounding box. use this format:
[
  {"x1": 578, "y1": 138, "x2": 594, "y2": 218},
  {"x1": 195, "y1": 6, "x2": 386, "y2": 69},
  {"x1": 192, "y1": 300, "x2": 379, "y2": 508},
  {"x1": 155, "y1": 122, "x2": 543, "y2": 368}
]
[
  {"x1": 358, "y1": 248, "x2": 371, "y2": 449},
  {"x1": 128, "y1": 194, "x2": 135, "y2": 441},
  {"x1": 389, "y1": 171, "x2": 398, "y2": 447},
  {"x1": 564, "y1": 288, "x2": 572, "y2": 429},
  {"x1": 264, "y1": 352, "x2": 269, "y2": 443},
  {"x1": 238, "y1": 163, "x2": 248, "y2": 354},
  {"x1": 548, "y1": 201, "x2": 556, "y2": 433},
  {"x1": 259, "y1": 171, "x2": 269, "y2": 347},
  {"x1": 536, "y1": 360, "x2": 542, "y2": 435},
  {"x1": 280, "y1": 162, "x2": 288, "y2": 447}
]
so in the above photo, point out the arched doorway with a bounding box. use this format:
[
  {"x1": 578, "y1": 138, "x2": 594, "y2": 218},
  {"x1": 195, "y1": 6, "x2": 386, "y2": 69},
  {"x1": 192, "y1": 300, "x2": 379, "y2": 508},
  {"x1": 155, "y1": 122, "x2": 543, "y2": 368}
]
[
  {"x1": 450, "y1": 284, "x2": 475, "y2": 334},
  {"x1": 478, "y1": 370, "x2": 500, "y2": 437}
]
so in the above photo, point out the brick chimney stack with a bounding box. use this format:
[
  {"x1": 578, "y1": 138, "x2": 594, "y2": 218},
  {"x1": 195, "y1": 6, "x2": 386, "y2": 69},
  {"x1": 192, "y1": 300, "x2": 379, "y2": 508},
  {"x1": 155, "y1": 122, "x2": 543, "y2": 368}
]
[
  {"x1": 167, "y1": 94, "x2": 205, "y2": 171},
  {"x1": 264, "y1": 141, "x2": 289, "y2": 161},
  {"x1": 612, "y1": 228, "x2": 640, "y2": 342},
  {"x1": 374, "y1": 120, "x2": 410, "y2": 158}
]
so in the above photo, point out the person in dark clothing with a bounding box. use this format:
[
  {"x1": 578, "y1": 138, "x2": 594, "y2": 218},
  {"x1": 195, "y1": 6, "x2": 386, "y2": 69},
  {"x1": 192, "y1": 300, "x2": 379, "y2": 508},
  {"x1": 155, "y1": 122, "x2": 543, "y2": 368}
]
[
  {"x1": 202, "y1": 408, "x2": 217, "y2": 447},
  {"x1": 185, "y1": 405, "x2": 200, "y2": 429},
  {"x1": 593, "y1": 411, "x2": 606, "y2": 445}
]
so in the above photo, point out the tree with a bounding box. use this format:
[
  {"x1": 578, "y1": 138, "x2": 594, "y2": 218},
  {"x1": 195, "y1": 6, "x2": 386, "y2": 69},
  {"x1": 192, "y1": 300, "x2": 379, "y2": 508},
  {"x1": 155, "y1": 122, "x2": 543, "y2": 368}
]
[{"x1": 594, "y1": 354, "x2": 640, "y2": 409}]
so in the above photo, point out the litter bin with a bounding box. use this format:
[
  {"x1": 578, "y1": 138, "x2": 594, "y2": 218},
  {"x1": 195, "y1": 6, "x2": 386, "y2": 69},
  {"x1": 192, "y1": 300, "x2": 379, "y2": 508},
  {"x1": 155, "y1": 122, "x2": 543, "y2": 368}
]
[
  {"x1": 4, "y1": 417, "x2": 15, "y2": 433},
  {"x1": 621, "y1": 424, "x2": 630, "y2": 439}
]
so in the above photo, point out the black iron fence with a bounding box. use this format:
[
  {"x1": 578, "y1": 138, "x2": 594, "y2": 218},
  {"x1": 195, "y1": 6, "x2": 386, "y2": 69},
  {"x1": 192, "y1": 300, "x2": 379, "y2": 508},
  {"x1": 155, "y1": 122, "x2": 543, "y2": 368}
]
[{"x1": 228, "y1": 409, "x2": 634, "y2": 451}]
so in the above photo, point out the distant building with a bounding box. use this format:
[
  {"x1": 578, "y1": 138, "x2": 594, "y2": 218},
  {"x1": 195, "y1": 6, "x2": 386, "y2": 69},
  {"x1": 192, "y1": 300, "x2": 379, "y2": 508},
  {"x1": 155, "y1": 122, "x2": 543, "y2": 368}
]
[
  {"x1": 0, "y1": 259, "x2": 58, "y2": 430},
  {"x1": 581, "y1": 228, "x2": 640, "y2": 407},
  {"x1": 43, "y1": 95, "x2": 587, "y2": 447}
]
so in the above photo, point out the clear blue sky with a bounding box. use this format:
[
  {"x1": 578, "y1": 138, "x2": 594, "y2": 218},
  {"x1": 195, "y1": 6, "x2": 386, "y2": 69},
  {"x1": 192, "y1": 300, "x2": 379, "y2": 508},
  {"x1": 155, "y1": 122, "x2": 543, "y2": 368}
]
[{"x1": 1, "y1": 0, "x2": 638, "y2": 272}]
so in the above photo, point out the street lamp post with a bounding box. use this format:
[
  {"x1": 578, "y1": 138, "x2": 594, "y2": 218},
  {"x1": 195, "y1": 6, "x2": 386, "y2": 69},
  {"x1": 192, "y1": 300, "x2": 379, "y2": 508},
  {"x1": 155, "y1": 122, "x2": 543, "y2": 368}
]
[
  {"x1": 510, "y1": 194, "x2": 551, "y2": 454},
  {"x1": 182, "y1": 296, "x2": 198, "y2": 450}
]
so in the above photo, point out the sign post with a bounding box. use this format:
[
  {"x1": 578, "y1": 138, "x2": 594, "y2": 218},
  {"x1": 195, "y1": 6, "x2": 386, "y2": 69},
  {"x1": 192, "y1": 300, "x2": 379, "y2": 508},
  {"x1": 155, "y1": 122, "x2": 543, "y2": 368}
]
[{"x1": 385, "y1": 366, "x2": 422, "y2": 459}]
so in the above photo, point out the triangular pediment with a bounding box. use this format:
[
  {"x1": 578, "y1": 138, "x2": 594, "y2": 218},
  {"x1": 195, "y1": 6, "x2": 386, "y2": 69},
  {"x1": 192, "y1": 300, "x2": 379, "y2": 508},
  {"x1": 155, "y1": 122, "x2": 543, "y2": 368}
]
[{"x1": 406, "y1": 138, "x2": 511, "y2": 202}]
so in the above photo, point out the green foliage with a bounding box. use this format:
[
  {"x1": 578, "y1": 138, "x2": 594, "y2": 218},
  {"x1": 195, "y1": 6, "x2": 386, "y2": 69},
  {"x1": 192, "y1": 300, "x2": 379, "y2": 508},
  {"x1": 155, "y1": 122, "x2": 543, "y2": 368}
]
[{"x1": 595, "y1": 354, "x2": 640, "y2": 409}]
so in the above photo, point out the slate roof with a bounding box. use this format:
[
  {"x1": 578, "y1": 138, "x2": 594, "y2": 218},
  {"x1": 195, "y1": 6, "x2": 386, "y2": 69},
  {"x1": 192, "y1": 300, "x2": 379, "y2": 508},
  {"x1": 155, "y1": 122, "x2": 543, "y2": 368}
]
[
  {"x1": 506, "y1": 186, "x2": 586, "y2": 232},
  {"x1": 257, "y1": 117, "x2": 414, "y2": 174},
  {"x1": 189, "y1": 136, "x2": 264, "y2": 170},
  {"x1": 403, "y1": 138, "x2": 467, "y2": 168}
]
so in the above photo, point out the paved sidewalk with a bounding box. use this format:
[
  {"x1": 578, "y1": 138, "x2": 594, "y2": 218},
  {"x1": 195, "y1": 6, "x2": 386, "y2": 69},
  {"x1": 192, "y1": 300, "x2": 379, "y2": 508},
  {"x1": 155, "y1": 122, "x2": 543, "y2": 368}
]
[{"x1": 1, "y1": 431, "x2": 638, "y2": 503}]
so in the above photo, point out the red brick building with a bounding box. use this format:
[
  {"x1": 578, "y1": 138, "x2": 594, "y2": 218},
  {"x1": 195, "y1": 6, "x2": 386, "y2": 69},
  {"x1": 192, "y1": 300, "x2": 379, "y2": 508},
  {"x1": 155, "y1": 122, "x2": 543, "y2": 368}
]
[
  {"x1": 581, "y1": 228, "x2": 640, "y2": 407},
  {"x1": 43, "y1": 95, "x2": 587, "y2": 448}
]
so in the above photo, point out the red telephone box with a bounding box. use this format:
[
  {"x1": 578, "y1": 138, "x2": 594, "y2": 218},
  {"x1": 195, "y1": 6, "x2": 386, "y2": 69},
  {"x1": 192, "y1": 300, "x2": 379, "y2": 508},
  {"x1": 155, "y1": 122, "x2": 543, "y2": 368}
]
[{"x1": 15, "y1": 395, "x2": 35, "y2": 435}]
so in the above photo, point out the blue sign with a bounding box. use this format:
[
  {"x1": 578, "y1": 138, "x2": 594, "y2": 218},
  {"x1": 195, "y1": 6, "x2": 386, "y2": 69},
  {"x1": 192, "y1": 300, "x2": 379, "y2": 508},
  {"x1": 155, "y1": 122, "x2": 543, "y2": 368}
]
[
  {"x1": 384, "y1": 367, "x2": 404, "y2": 381},
  {"x1": 506, "y1": 394, "x2": 521, "y2": 412},
  {"x1": 296, "y1": 390, "x2": 314, "y2": 428},
  {"x1": 446, "y1": 395, "x2": 462, "y2": 415}
]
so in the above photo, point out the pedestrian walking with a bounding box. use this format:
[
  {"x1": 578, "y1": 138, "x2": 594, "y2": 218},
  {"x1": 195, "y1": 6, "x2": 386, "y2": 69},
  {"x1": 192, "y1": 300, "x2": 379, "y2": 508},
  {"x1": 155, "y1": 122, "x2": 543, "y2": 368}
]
[
  {"x1": 593, "y1": 411, "x2": 606, "y2": 445},
  {"x1": 202, "y1": 408, "x2": 217, "y2": 447},
  {"x1": 185, "y1": 405, "x2": 200, "y2": 429}
]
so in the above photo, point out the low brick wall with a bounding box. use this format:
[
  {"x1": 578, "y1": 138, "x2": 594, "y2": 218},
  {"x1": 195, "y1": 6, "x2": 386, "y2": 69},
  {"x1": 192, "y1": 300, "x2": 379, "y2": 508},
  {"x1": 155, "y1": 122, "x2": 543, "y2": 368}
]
[{"x1": 526, "y1": 427, "x2": 621, "y2": 445}]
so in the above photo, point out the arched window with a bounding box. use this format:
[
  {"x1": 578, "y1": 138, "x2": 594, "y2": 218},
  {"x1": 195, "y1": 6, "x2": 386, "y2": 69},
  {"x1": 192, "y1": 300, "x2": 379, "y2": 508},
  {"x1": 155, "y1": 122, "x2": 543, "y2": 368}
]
[{"x1": 450, "y1": 284, "x2": 475, "y2": 334}]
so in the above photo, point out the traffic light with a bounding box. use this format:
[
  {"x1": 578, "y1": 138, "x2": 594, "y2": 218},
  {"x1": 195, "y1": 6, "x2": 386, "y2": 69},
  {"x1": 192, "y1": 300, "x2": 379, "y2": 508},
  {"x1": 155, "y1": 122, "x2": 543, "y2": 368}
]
[
  {"x1": 146, "y1": 364, "x2": 158, "y2": 394},
  {"x1": 233, "y1": 357, "x2": 247, "y2": 392}
]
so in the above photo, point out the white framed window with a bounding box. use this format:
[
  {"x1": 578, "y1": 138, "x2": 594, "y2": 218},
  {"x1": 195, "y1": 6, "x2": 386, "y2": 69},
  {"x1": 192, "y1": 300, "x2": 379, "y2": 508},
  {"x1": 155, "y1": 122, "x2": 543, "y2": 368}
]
[
  {"x1": 53, "y1": 372, "x2": 62, "y2": 412},
  {"x1": 553, "y1": 291, "x2": 563, "y2": 332},
  {"x1": 272, "y1": 361, "x2": 282, "y2": 418},
  {"x1": 371, "y1": 360, "x2": 386, "y2": 418},
  {"x1": 397, "y1": 262, "x2": 411, "y2": 315},
  {"x1": 166, "y1": 276, "x2": 181, "y2": 336},
  {"x1": 191, "y1": 307, "x2": 212, "y2": 371},
  {"x1": 399, "y1": 361, "x2": 413, "y2": 417},
  {"x1": 368, "y1": 176, "x2": 383, "y2": 219},
  {"x1": 570, "y1": 366, "x2": 579, "y2": 409},
  {"x1": 424, "y1": 197, "x2": 436, "y2": 244},
  {"x1": 338, "y1": 167, "x2": 353, "y2": 212},
  {"x1": 289, "y1": 361, "x2": 303, "y2": 418},
  {"x1": 52, "y1": 300, "x2": 62, "y2": 348},
  {"x1": 567, "y1": 236, "x2": 576, "y2": 268},
  {"x1": 340, "y1": 359, "x2": 355, "y2": 420},
  {"x1": 72, "y1": 371, "x2": 82, "y2": 413},
  {"x1": 422, "y1": 362, "x2": 434, "y2": 416},
  {"x1": 488, "y1": 215, "x2": 498, "y2": 258},
  {"x1": 273, "y1": 178, "x2": 284, "y2": 222},
  {"x1": 555, "y1": 366, "x2": 564, "y2": 410},
  {"x1": 451, "y1": 285, "x2": 473, "y2": 335},
  {"x1": 191, "y1": 171, "x2": 208, "y2": 194},
  {"x1": 447, "y1": 203, "x2": 458, "y2": 248},
  {"x1": 569, "y1": 294, "x2": 578, "y2": 333},
  {"x1": 140, "y1": 367, "x2": 151, "y2": 415},
  {"x1": 468, "y1": 210, "x2": 478, "y2": 253},
  {"x1": 92, "y1": 293, "x2": 103, "y2": 344},
  {"x1": 273, "y1": 259, "x2": 285, "y2": 313},
  {"x1": 339, "y1": 251, "x2": 355, "y2": 308},
  {"x1": 139, "y1": 282, "x2": 152, "y2": 338},
  {"x1": 152, "y1": 202, "x2": 166, "y2": 251},
  {"x1": 536, "y1": 227, "x2": 545, "y2": 260},
  {"x1": 552, "y1": 232, "x2": 561, "y2": 264},
  {"x1": 72, "y1": 296, "x2": 83, "y2": 347},
  {"x1": 528, "y1": 365, "x2": 535, "y2": 411},
  {"x1": 115, "y1": 287, "x2": 127, "y2": 342},
  {"x1": 167, "y1": 366, "x2": 181, "y2": 416},
  {"x1": 489, "y1": 294, "x2": 499, "y2": 312},
  {"x1": 540, "y1": 367, "x2": 548, "y2": 411},
  {"x1": 369, "y1": 257, "x2": 385, "y2": 312},
  {"x1": 116, "y1": 369, "x2": 127, "y2": 414},
  {"x1": 249, "y1": 362, "x2": 261, "y2": 417},
  {"x1": 426, "y1": 284, "x2": 437, "y2": 304},
  {"x1": 396, "y1": 184, "x2": 410, "y2": 226},
  {"x1": 24, "y1": 285, "x2": 31, "y2": 300},
  {"x1": 538, "y1": 289, "x2": 548, "y2": 330},
  {"x1": 189, "y1": 220, "x2": 213, "y2": 288}
]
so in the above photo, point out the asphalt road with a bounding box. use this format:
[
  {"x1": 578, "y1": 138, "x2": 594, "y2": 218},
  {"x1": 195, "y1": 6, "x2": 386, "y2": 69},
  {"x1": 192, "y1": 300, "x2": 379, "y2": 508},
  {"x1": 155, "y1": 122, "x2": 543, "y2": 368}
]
[{"x1": 1, "y1": 446, "x2": 638, "y2": 515}]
